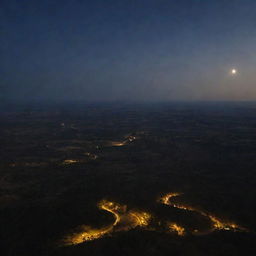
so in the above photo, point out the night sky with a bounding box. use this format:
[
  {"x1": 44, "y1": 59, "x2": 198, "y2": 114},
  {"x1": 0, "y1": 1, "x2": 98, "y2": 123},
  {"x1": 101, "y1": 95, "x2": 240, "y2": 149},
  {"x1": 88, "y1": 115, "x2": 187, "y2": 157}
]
[{"x1": 1, "y1": 0, "x2": 256, "y2": 102}]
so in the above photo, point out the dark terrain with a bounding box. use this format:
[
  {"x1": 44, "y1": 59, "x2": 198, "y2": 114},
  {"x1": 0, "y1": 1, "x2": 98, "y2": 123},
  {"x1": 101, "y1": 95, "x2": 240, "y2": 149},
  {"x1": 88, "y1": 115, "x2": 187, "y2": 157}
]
[{"x1": 0, "y1": 102, "x2": 256, "y2": 256}]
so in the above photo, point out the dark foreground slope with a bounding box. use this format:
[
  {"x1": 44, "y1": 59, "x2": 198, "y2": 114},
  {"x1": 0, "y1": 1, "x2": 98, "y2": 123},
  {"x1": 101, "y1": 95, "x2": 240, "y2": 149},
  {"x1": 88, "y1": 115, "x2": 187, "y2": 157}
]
[{"x1": 0, "y1": 102, "x2": 256, "y2": 256}]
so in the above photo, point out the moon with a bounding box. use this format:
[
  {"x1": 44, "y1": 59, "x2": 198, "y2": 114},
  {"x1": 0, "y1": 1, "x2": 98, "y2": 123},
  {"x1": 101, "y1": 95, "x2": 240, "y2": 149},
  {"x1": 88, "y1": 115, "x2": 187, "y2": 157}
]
[{"x1": 231, "y1": 69, "x2": 237, "y2": 75}]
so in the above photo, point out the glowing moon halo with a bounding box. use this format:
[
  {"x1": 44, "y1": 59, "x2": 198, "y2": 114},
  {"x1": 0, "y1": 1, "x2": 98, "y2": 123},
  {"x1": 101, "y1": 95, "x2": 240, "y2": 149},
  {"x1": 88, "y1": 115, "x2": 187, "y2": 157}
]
[{"x1": 231, "y1": 69, "x2": 237, "y2": 75}]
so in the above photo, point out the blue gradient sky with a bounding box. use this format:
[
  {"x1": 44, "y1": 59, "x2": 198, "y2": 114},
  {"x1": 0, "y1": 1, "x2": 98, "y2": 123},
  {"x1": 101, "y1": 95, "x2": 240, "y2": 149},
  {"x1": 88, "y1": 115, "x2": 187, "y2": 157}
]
[{"x1": 1, "y1": 0, "x2": 256, "y2": 102}]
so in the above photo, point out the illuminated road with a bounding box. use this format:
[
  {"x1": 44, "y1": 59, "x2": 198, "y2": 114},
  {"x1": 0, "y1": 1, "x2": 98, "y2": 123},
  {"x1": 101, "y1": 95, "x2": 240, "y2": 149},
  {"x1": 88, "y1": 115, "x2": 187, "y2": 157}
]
[
  {"x1": 62, "y1": 200, "x2": 151, "y2": 246},
  {"x1": 62, "y1": 193, "x2": 248, "y2": 246},
  {"x1": 59, "y1": 133, "x2": 248, "y2": 244},
  {"x1": 159, "y1": 193, "x2": 247, "y2": 235},
  {"x1": 110, "y1": 135, "x2": 137, "y2": 147}
]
